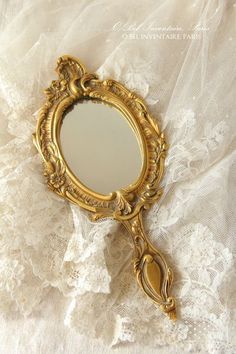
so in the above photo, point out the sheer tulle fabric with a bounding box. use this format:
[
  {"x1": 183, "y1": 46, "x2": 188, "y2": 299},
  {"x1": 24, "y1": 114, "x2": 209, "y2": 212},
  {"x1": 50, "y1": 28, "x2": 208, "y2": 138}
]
[{"x1": 0, "y1": 0, "x2": 235, "y2": 353}]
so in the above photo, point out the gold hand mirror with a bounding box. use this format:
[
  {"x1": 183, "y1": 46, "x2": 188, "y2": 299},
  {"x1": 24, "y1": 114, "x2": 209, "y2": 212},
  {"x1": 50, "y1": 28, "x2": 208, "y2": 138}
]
[{"x1": 33, "y1": 55, "x2": 176, "y2": 320}]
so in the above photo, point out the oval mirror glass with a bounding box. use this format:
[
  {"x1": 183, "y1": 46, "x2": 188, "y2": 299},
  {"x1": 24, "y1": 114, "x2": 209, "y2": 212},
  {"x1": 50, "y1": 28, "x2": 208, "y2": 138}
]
[{"x1": 60, "y1": 100, "x2": 143, "y2": 195}]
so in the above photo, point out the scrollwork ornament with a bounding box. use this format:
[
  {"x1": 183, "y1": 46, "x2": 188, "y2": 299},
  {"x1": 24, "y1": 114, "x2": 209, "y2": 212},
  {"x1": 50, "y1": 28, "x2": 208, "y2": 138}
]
[{"x1": 33, "y1": 55, "x2": 176, "y2": 320}]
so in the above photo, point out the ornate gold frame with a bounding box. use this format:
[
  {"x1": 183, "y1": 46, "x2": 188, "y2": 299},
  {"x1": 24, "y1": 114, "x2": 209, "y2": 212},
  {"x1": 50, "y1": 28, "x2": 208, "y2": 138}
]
[{"x1": 33, "y1": 55, "x2": 176, "y2": 320}]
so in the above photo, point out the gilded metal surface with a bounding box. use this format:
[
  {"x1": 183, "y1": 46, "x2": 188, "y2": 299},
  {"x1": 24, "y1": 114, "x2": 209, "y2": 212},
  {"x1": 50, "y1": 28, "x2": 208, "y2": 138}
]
[
  {"x1": 123, "y1": 212, "x2": 176, "y2": 320},
  {"x1": 33, "y1": 55, "x2": 176, "y2": 320}
]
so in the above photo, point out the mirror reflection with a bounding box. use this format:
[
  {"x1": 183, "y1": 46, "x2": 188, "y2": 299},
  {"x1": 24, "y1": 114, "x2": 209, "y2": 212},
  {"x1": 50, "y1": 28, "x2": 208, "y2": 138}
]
[{"x1": 60, "y1": 100, "x2": 143, "y2": 195}]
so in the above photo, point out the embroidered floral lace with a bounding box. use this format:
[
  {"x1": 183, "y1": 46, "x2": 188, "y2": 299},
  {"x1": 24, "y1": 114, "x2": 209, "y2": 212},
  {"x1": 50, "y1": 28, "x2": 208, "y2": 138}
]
[{"x1": 0, "y1": 0, "x2": 235, "y2": 353}]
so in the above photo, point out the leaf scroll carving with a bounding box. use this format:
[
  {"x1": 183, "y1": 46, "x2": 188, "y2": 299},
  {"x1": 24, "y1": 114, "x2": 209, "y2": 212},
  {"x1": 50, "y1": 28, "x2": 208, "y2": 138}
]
[
  {"x1": 124, "y1": 213, "x2": 176, "y2": 320},
  {"x1": 33, "y1": 56, "x2": 176, "y2": 319}
]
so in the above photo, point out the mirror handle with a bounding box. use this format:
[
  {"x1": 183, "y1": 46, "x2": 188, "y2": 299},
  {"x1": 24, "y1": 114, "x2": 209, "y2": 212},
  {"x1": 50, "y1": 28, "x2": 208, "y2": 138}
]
[{"x1": 123, "y1": 211, "x2": 176, "y2": 320}]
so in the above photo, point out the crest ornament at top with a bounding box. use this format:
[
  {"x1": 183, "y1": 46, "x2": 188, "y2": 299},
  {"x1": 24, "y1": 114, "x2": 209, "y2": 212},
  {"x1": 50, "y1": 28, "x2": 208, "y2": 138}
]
[{"x1": 34, "y1": 55, "x2": 176, "y2": 320}]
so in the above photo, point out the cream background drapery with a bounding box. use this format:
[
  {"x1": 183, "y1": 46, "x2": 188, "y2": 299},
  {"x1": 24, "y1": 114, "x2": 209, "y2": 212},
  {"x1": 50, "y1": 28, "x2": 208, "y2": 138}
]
[{"x1": 0, "y1": 1, "x2": 236, "y2": 353}]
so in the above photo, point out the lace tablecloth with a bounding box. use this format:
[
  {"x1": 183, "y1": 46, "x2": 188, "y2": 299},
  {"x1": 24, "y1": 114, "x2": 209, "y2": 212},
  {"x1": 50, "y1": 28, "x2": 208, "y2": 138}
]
[{"x1": 0, "y1": 1, "x2": 235, "y2": 353}]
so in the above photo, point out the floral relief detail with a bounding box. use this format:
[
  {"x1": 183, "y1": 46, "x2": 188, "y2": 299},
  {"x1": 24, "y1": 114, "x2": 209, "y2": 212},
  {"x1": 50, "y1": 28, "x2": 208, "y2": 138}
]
[
  {"x1": 43, "y1": 143, "x2": 67, "y2": 192},
  {"x1": 35, "y1": 55, "x2": 167, "y2": 224},
  {"x1": 48, "y1": 169, "x2": 66, "y2": 189}
]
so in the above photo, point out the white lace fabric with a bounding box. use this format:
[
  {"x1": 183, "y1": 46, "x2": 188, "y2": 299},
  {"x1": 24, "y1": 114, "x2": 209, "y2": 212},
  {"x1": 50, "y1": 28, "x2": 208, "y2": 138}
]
[{"x1": 0, "y1": 0, "x2": 236, "y2": 353}]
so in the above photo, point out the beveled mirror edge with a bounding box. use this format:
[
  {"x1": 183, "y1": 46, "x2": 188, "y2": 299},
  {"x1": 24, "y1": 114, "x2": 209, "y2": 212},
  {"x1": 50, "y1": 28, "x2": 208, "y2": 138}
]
[{"x1": 33, "y1": 55, "x2": 176, "y2": 320}]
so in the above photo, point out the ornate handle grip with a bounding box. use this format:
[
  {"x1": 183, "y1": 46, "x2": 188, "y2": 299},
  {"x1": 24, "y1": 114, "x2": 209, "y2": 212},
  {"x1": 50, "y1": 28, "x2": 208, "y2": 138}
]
[{"x1": 123, "y1": 212, "x2": 176, "y2": 320}]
